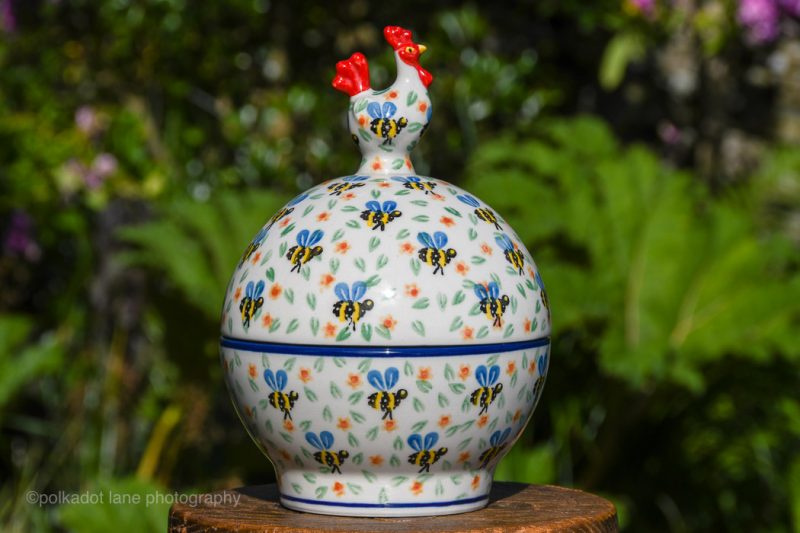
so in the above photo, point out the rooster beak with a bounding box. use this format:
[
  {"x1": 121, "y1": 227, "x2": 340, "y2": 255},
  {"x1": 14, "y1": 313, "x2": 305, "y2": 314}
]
[{"x1": 418, "y1": 44, "x2": 427, "y2": 55}]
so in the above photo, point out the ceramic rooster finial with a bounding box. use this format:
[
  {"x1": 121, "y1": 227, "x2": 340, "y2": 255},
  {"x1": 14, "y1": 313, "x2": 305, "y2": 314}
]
[{"x1": 332, "y1": 25, "x2": 433, "y2": 175}]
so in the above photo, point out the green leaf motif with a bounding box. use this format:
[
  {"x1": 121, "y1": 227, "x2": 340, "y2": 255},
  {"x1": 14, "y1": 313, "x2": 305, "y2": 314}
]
[
  {"x1": 336, "y1": 327, "x2": 351, "y2": 342},
  {"x1": 449, "y1": 383, "x2": 465, "y2": 394},
  {"x1": 449, "y1": 316, "x2": 463, "y2": 332},
  {"x1": 348, "y1": 391, "x2": 364, "y2": 405},
  {"x1": 330, "y1": 381, "x2": 342, "y2": 399},
  {"x1": 411, "y1": 320, "x2": 425, "y2": 336},
  {"x1": 407, "y1": 91, "x2": 418, "y2": 105},
  {"x1": 331, "y1": 230, "x2": 344, "y2": 243},
  {"x1": 412, "y1": 215, "x2": 429, "y2": 223},
  {"x1": 346, "y1": 220, "x2": 360, "y2": 229},
  {"x1": 306, "y1": 293, "x2": 317, "y2": 310},
  {"x1": 412, "y1": 298, "x2": 430, "y2": 310},
  {"x1": 366, "y1": 426, "x2": 379, "y2": 441},
  {"x1": 410, "y1": 258, "x2": 421, "y2": 276},
  {"x1": 471, "y1": 256, "x2": 486, "y2": 265},
  {"x1": 416, "y1": 380, "x2": 432, "y2": 394},
  {"x1": 286, "y1": 319, "x2": 299, "y2": 334},
  {"x1": 354, "y1": 257, "x2": 366, "y2": 272},
  {"x1": 404, "y1": 361, "x2": 413, "y2": 376},
  {"x1": 392, "y1": 158, "x2": 405, "y2": 169},
  {"x1": 322, "y1": 406, "x2": 332, "y2": 422},
  {"x1": 376, "y1": 254, "x2": 389, "y2": 269},
  {"x1": 413, "y1": 398, "x2": 424, "y2": 412},
  {"x1": 438, "y1": 393, "x2": 450, "y2": 407},
  {"x1": 310, "y1": 317, "x2": 319, "y2": 336},
  {"x1": 266, "y1": 267, "x2": 275, "y2": 282},
  {"x1": 368, "y1": 236, "x2": 380, "y2": 252},
  {"x1": 315, "y1": 486, "x2": 327, "y2": 499},
  {"x1": 411, "y1": 420, "x2": 427, "y2": 432},
  {"x1": 284, "y1": 357, "x2": 297, "y2": 371},
  {"x1": 375, "y1": 325, "x2": 391, "y2": 340}
]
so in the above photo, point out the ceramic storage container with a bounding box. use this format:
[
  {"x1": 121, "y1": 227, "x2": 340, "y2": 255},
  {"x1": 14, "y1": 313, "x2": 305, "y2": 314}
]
[{"x1": 219, "y1": 25, "x2": 551, "y2": 517}]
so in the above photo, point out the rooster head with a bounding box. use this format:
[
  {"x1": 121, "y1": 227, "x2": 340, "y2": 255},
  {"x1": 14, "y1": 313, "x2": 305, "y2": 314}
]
[{"x1": 384, "y1": 25, "x2": 433, "y2": 88}]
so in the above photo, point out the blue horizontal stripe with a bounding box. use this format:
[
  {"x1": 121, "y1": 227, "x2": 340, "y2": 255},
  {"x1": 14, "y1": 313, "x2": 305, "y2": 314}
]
[
  {"x1": 280, "y1": 492, "x2": 488, "y2": 509},
  {"x1": 219, "y1": 336, "x2": 550, "y2": 357}
]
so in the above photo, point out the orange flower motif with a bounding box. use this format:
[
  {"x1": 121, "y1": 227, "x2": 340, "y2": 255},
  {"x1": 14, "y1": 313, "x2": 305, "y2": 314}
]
[
  {"x1": 417, "y1": 367, "x2": 431, "y2": 381},
  {"x1": 358, "y1": 115, "x2": 367, "y2": 127},
  {"x1": 333, "y1": 481, "x2": 345, "y2": 497},
  {"x1": 262, "y1": 313, "x2": 273, "y2": 328},
  {"x1": 480, "y1": 243, "x2": 493, "y2": 255},
  {"x1": 507, "y1": 361, "x2": 516, "y2": 375},
  {"x1": 440, "y1": 216, "x2": 455, "y2": 227},
  {"x1": 317, "y1": 211, "x2": 331, "y2": 222},
  {"x1": 337, "y1": 417, "x2": 351, "y2": 431},
  {"x1": 387, "y1": 90, "x2": 399, "y2": 100},
  {"x1": 378, "y1": 181, "x2": 391, "y2": 188},
  {"x1": 431, "y1": 192, "x2": 445, "y2": 201},
  {"x1": 244, "y1": 406, "x2": 254, "y2": 418},
  {"x1": 472, "y1": 475, "x2": 481, "y2": 491},
  {"x1": 524, "y1": 318, "x2": 532, "y2": 332},
  {"x1": 279, "y1": 217, "x2": 291, "y2": 228},
  {"x1": 477, "y1": 414, "x2": 489, "y2": 428},
  {"x1": 280, "y1": 449, "x2": 291, "y2": 461},
  {"x1": 382, "y1": 315, "x2": 397, "y2": 331},
  {"x1": 459, "y1": 364, "x2": 470, "y2": 381},
  {"x1": 299, "y1": 368, "x2": 312, "y2": 383},
  {"x1": 320, "y1": 273, "x2": 335, "y2": 289},
  {"x1": 347, "y1": 373, "x2": 362, "y2": 389},
  {"x1": 529, "y1": 360, "x2": 537, "y2": 374},
  {"x1": 248, "y1": 363, "x2": 257, "y2": 379},
  {"x1": 384, "y1": 419, "x2": 397, "y2": 432},
  {"x1": 528, "y1": 267, "x2": 536, "y2": 279},
  {"x1": 370, "y1": 455, "x2": 384, "y2": 466},
  {"x1": 335, "y1": 241, "x2": 351, "y2": 254},
  {"x1": 269, "y1": 283, "x2": 282, "y2": 299},
  {"x1": 342, "y1": 192, "x2": 356, "y2": 201},
  {"x1": 458, "y1": 451, "x2": 470, "y2": 463},
  {"x1": 372, "y1": 158, "x2": 382, "y2": 171},
  {"x1": 405, "y1": 284, "x2": 420, "y2": 298},
  {"x1": 438, "y1": 415, "x2": 451, "y2": 428},
  {"x1": 324, "y1": 322, "x2": 338, "y2": 338},
  {"x1": 418, "y1": 102, "x2": 428, "y2": 112},
  {"x1": 462, "y1": 326, "x2": 474, "y2": 340},
  {"x1": 405, "y1": 158, "x2": 412, "y2": 170},
  {"x1": 513, "y1": 409, "x2": 522, "y2": 422},
  {"x1": 400, "y1": 242, "x2": 415, "y2": 255},
  {"x1": 234, "y1": 286, "x2": 242, "y2": 301},
  {"x1": 410, "y1": 481, "x2": 423, "y2": 495},
  {"x1": 455, "y1": 262, "x2": 469, "y2": 276},
  {"x1": 283, "y1": 419, "x2": 294, "y2": 432},
  {"x1": 252, "y1": 252, "x2": 261, "y2": 264}
]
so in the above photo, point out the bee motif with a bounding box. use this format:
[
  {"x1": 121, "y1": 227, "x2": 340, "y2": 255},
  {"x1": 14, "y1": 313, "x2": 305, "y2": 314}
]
[
  {"x1": 532, "y1": 352, "x2": 548, "y2": 403},
  {"x1": 361, "y1": 200, "x2": 402, "y2": 231},
  {"x1": 239, "y1": 280, "x2": 265, "y2": 328},
  {"x1": 457, "y1": 194, "x2": 502, "y2": 230},
  {"x1": 239, "y1": 194, "x2": 308, "y2": 266},
  {"x1": 419, "y1": 105, "x2": 433, "y2": 138},
  {"x1": 263, "y1": 369, "x2": 299, "y2": 420},
  {"x1": 407, "y1": 432, "x2": 448, "y2": 473},
  {"x1": 535, "y1": 270, "x2": 549, "y2": 313},
  {"x1": 366, "y1": 367, "x2": 407, "y2": 420},
  {"x1": 328, "y1": 175, "x2": 367, "y2": 196},
  {"x1": 470, "y1": 364, "x2": 503, "y2": 415},
  {"x1": 496, "y1": 234, "x2": 525, "y2": 275},
  {"x1": 474, "y1": 281, "x2": 510, "y2": 328},
  {"x1": 417, "y1": 231, "x2": 457, "y2": 275},
  {"x1": 391, "y1": 176, "x2": 437, "y2": 195},
  {"x1": 286, "y1": 229, "x2": 324, "y2": 274},
  {"x1": 241, "y1": 227, "x2": 268, "y2": 266},
  {"x1": 332, "y1": 281, "x2": 374, "y2": 330},
  {"x1": 306, "y1": 431, "x2": 349, "y2": 474},
  {"x1": 368, "y1": 101, "x2": 408, "y2": 145},
  {"x1": 478, "y1": 428, "x2": 512, "y2": 468}
]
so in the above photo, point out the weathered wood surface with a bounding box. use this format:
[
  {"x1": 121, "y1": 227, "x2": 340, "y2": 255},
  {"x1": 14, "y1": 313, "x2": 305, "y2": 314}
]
[{"x1": 168, "y1": 482, "x2": 618, "y2": 532}]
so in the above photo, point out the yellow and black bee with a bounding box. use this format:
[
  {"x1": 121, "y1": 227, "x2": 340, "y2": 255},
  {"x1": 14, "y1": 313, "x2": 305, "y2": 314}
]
[
  {"x1": 407, "y1": 432, "x2": 448, "y2": 473},
  {"x1": 392, "y1": 176, "x2": 437, "y2": 195},
  {"x1": 367, "y1": 101, "x2": 408, "y2": 145},
  {"x1": 240, "y1": 193, "x2": 308, "y2": 265},
  {"x1": 479, "y1": 428, "x2": 512, "y2": 468},
  {"x1": 239, "y1": 280, "x2": 264, "y2": 328},
  {"x1": 470, "y1": 364, "x2": 503, "y2": 415},
  {"x1": 306, "y1": 431, "x2": 349, "y2": 474},
  {"x1": 332, "y1": 281, "x2": 374, "y2": 330},
  {"x1": 535, "y1": 271, "x2": 549, "y2": 313},
  {"x1": 367, "y1": 367, "x2": 407, "y2": 420},
  {"x1": 328, "y1": 175, "x2": 367, "y2": 196},
  {"x1": 496, "y1": 234, "x2": 525, "y2": 275},
  {"x1": 532, "y1": 352, "x2": 548, "y2": 404},
  {"x1": 286, "y1": 229, "x2": 324, "y2": 274},
  {"x1": 361, "y1": 200, "x2": 402, "y2": 231},
  {"x1": 263, "y1": 369, "x2": 299, "y2": 420},
  {"x1": 241, "y1": 227, "x2": 267, "y2": 266},
  {"x1": 457, "y1": 194, "x2": 502, "y2": 230},
  {"x1": 474, "y1": 282, "x2": 510, "y2": 328},
  {"x1": 417, "y1": 231, "x2": 457, "y2": 275}
]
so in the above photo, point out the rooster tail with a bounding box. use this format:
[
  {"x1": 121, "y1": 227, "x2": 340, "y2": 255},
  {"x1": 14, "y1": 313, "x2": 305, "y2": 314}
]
[{"x1": 332, "y1": 52, "x2": 371, "y2": 97}]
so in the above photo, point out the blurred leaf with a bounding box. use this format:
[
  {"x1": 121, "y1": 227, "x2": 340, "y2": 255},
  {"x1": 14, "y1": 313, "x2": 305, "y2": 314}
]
[{"x1": 599, "y1": 32, "x2": 645, "y2": 90}]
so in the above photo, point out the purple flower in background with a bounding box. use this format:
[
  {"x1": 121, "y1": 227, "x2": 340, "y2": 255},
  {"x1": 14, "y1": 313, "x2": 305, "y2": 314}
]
[
  {"x1": 75, "y1": 106, "x2": 100, "y2": 135},
  {"x1": 92, "y1": 153, "x2": 118, "y2": 177},
  {"x1": 626, "y1": 0, "x2": 657, "y2": 18},
  {"x1": 779, "y1": 0, "x2": 800, "y2": 16},
  {"x1": 738, "y1": 0, "x2": 781, "y2": 44},
  {"x1": 0, "y1": 0, "x2": 15, "y2": 33},
  {"x1": 3, "y1": 210, "x2": 41, "y2": 261}
]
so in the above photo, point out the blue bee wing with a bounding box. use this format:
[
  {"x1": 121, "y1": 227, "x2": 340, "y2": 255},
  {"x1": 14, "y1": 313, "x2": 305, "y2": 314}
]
[
  {"x1": 433, "y1": 231, "x2": 448, "y2": 249},
  {"x1": 296, "y1": 229, "x2": 310, "y2": 246},
  {"x1": 474, "y1": 284, "x2": 488, "y2": 300},
  {"x1": 245, "y1": 281, "x2": 255, "y2": 298},
  {"x1": 495, "y1": 234, "x2": 513, "y2": 251},
  {"x1": 488, "y1": 282, "x2": 499, "y2": 299},
  {"x1": 535, "y1": 271, "x2": 546, "y2": 291},
  {"x1": 417, "y1": 232, "x2": 435, "y2": 248},
  {"x1": 423, "y1": 432, "x2": 439, "y2": 449},
  {"x1": 275, "y1": 369, "x2": 287, "y2": 391},
  {"x1": 263, "y1": 369, "x2": 276, "y2": 390},
  {"x1": 287, "y1": 193, "x2": 308, "y2": 206},
  {"x1": 384, "y1": 367, "x2": 399, "y2": 389},
  {"x1": 253, "y1": 280, "x2": 265, "y2": 298},
  {"x1": 391, "y1": 176, "x2": 408, "y2": 183},
  {"x1": 351, "y1": 281, "x2": 367, "y2": 301},
  {"x1": 367, "y1": 102, "x2": 382, "y2": 119},
  {"x1": 382, "y1": 102, "x2": 397, "y2": 118},
  {"x1": 305, "y1": 432, "x2": 323, "y2": 450},
  {"x1": 457, "y1": 194, "x2": 479, "y2": 207},
  {"x1": 489, "y1": 430, "x2": 502, "y2": 446},
  {"x1": 407, "y1": 434, "x2": 423, "y2": 451},
  {"x1": 382, "y1": 200, "x2": 397, "y2": 212},
  {"x1": 426, "y1": 106, "x2": 432, "y2": 120},
  {"x1": 538, "y1": 353, "x2": 547, "y2": 374},
  {"x1": 350, "y1": 175, "x2": 368, "y2": 182},
  {"x1": 365, "y1": 200, "x2": 381, "y2": 212},
  {"x1": 320, "y1": 431, "x2": 334, "y2": 449},
  {"x1": 488, "y1": 365, "x2": 500, "y2": 386},
  {"x1": 334, "y1": 282, "x2": 350, "y2": 301},
  {"x1": 253, "y1": 227, "x2": 267, "y2": 242},
  {"x1": 307, "y1": 230, "x2": 324, "y2": 246},
  {"x1": 475, "y1": 365, "x2": 488, "y2": 387},
  {"x1": 500, "y1": 428, "x2": 512, "y2": 444},
  {"x1": 408, "y1": 176, "x2": 421, "y2": 183},
  {"x1": 367, "y1": 369, "x2": 385, "y2": 390}
]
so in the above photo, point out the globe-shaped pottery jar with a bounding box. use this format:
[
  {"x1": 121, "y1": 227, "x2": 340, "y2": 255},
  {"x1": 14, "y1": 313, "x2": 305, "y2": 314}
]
[{"x1": 220, "y1": 25, "x2": 551, "y2": 517}]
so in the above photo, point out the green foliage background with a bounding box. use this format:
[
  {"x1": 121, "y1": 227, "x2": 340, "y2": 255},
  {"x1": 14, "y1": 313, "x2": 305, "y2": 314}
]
[{"x1": 1, "y1": 1, "x2": 799, "y2": 531}]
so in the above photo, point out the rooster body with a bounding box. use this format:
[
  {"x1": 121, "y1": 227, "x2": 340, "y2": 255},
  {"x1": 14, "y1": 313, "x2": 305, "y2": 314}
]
[{"x1": 333, "y1": 26, "x2": 433, "y2": 175}]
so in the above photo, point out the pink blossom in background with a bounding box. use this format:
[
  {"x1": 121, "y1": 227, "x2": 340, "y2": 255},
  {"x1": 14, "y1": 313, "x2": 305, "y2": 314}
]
[
  {"x1": 627, "y1": 0, "x2": 657, "y2": 18},
  {"x1": 3, "y1": 210, "x2": 41, "y2": 261},
  {"x1": 75, "y1": 106, "x2": 100, "y2": 135},
  {"x1": 92, "y1": 153, "x2": 118, "y2": 177},
  {"x1": 0, "y1": 0, "x2": 15, "y2": 33},
  {"x1": 779, "y1": 0, "x2": 800, "y2": 16},
  {"x1": 738, "y1": 0, "x2": 781, "y2": 44}
]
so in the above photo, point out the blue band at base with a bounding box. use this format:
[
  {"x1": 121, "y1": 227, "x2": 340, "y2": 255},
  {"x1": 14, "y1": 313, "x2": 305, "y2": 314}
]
[
  {"x1": 219, "y1": 336, "x2": 550, "y2": 357},
  {"x1": 280, "y1": 492, "x2": 489, "y2": 508}
]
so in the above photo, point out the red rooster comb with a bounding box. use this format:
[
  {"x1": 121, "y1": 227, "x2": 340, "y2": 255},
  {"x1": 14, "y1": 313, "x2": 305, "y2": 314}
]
[{"x1": 384, "y1": 26, "x2": 415, "y2": 49}]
